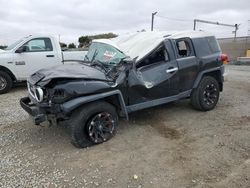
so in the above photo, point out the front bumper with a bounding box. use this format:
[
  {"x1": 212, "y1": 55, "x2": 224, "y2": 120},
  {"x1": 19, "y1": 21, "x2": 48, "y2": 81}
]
[{"x1": 20, "y1": 97, "x2": 46, "y2": 125}]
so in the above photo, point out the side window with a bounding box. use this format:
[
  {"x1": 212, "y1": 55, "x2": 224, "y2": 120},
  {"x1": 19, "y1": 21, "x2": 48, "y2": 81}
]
[
  {"x1": 137, "y1": 45, "x2": 169, "y2": 68},
  {"x1": 23, "y1": 38, "x2": 53, "y2": 52},
  {"x1": 176, "y1": 39, "x2": 192, "y2": 58}
]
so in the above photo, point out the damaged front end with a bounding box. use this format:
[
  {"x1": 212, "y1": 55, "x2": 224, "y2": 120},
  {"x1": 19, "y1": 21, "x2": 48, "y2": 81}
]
[
  {"x1": 20, "y1": 62, "x2": 130, "y2": 126},
  {"x1": 20, "y1": 79, "x2": 70, "y2": 125},
  {"x1": 20, "y1": 40, "x2": 132, "y2": 126}
]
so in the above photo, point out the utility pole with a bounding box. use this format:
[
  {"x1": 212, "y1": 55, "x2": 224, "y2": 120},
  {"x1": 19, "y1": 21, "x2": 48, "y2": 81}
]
[
  {"x1": 193, "y1": 20, "x2": 197, "y2": 31},
  {"x1": 233, "y1": 24, "x2": 239, "y2": 39},
  {"x1": 247, "y1": 20, "x2": 250, "y2": 36},
  {"x1": 193, "y1": 19, "x2": 239, "y2": 38},
  {"x1": 151, "y1": 12, "x2": 157, "y2": 31}
]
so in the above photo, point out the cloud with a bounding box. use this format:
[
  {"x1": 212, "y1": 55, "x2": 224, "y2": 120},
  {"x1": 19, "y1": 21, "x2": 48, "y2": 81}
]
[{"x1": 0, "y1": 0, "x2": 249, "y2": 45}]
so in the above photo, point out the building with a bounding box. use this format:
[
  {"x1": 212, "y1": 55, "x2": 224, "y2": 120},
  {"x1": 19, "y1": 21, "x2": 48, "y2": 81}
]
[{"x1": 218, "y1": 36, "x2": 250, "y2": 61}]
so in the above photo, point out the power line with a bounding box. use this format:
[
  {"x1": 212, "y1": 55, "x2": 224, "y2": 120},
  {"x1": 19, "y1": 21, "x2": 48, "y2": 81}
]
[{"x1": 155, "y1": 15, "x2": 192, "y2": 22}]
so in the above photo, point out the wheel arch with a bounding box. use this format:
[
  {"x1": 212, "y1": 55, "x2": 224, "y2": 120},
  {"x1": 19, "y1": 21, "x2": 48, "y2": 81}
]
[
  {"x1": 61, "y1": 90, "x2": 128, "y2": 120},
  {"x1": 0, "y1": 65, "x2": 17, "y2": 81},
  {"x1": 193, "y1": 67, "x2": 224, "y2": 92},
  {"x1": 203, "y1": 71, "x2": 223, "y2": 91}
]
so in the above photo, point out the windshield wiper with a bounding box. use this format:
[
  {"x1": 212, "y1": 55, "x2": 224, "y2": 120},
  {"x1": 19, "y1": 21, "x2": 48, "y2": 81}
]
[
  {"x1": 91, "y1": 60, "x2": 109, "y2": 71},
  {"x1": 84, "y1": 55, "x2": 89, "y2": 61},
  {"x1": 89, "y1": 50, "x2": 110, "y2": 72}
]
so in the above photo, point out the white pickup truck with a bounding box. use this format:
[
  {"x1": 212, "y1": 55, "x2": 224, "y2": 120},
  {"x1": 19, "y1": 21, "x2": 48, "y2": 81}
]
[{"x1": 0, "y1": 35, "x2": 87, "y2": 94}]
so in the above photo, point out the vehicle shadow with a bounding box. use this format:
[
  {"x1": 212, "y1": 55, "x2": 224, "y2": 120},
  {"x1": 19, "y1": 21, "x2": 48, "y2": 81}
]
[
  {"x1": 10, "y1": 82, "x2": 27, "y2": 92},
  {"x1": 119, "y1": 100, "x2": 195, "y2": 139},
  {"x1": 17, "y1": 99, "x2": 197, "y2": 149}
]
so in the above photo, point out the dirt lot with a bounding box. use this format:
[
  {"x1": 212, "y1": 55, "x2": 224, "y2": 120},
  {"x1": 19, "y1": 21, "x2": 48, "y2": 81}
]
[{"x1": 0, "y1": 65, "x2": 249, "y2": 188}]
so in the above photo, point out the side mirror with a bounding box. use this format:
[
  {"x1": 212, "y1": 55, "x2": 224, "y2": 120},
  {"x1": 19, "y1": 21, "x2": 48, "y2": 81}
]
[{"x1": 15, "y1": 46, "x2": 28, "y2": 53}]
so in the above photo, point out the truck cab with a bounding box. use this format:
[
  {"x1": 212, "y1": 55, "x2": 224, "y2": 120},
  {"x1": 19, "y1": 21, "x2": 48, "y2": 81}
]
[{"x1": 0, "y1": 35, "x2": 87, "y2": 94}]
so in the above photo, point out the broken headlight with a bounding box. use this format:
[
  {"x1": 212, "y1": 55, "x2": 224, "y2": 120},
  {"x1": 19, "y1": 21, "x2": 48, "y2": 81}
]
[
  {"x1": 28, "y1": 83, "x2": 46, "y2": 103},
  {"x1": 51, "y1": 89, "x2": 69, "y2": 103},
  {"x1": 34, "y1": 87, "x2": 44, "y2": 103}
]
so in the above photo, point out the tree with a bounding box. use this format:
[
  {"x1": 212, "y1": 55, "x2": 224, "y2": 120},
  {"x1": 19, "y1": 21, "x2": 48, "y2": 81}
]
[
  {"x1": 0, "y1": 45, "x2": 7, "y2": 50},
  {"x1": 78, "y1": 32, "x2": 118, "y2": 48},
  {"x1": 89, "y1": 33, "x2": 118, "y2": 40},
  {"x1": 78, "y1": 36, "x2": 91, "y2": 48},
  {"x1": 68, "y1": 43, "x2": 76, "y2": 49}
]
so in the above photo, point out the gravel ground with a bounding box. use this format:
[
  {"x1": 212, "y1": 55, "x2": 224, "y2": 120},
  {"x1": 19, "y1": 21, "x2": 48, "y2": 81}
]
[
  {"x1": 0, "y1": 86, "x2": 28, "y2": 127},
  {"x1": 0, "y1": 65, "x2": 249, "y2": 188}
]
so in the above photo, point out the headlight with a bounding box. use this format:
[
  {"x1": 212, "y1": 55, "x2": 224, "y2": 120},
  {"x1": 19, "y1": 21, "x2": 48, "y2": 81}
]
[
  {"x1": 52, "y1": 89, "x2": 69, "y2": 103},
  {"x1": 34, "y1": 87, "x2": 44, "y2": 102}
]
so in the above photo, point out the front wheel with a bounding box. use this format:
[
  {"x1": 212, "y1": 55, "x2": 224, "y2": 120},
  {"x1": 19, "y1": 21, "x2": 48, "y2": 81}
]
[
  {"x1": 69, "y1": 101, "x2": 118, "y2": 148},
  {"x1": 191, "y1": 76, "x2": 220, "y2": 111},
  {"x1": 0, "y1": 71, "x2": 13, "y2": 94}
]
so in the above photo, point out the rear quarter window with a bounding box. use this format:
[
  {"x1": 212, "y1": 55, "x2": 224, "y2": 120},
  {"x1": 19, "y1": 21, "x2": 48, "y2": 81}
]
[
  {"x1": 207, "y1": 36, "x2": 221, "y2": 53},
  {"x1": 192, "y1": 36, "x2": 221, "y2": 57},
  {"x1": 192, "y1": 38, "x2": 211, "y2": 57}
]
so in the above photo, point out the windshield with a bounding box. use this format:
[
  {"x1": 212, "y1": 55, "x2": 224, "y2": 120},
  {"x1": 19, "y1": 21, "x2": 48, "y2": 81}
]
[
  {"x1": 5, "y1": 39, "x2": 24, "y2": 50},
  {"x1": 85, "y1": 42, "x2": 126, "y2": 65}
]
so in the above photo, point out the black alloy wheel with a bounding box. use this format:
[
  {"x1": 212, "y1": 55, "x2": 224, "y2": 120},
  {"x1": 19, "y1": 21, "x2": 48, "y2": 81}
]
[
  {"x1": 87, "y1": 112, "x2": 116, "y2": 144},
  {"x1": 70, "y1": 101, "x2": 118, "y2": 148},
  {"x1": 191, "y1": 76, "x2": 220, "y2": 111},
  {"x1": 202, "y1": 83, "x2": 218, "y2": 106}
]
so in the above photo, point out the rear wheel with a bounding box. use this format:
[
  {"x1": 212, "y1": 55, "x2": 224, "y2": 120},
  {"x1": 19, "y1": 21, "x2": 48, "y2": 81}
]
[
  {"x1": 0, "y1": 71, "x2": 13, "y2": 94},
  {"x1": 70, "y1": 101, "x2": 118, "y2": 148},
  {"x1": 191, "y1": 76, "x2": 220, "y2": 111}
]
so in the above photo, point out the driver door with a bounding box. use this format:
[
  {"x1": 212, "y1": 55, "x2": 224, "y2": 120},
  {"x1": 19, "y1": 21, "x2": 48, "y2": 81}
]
[
  {"x1": 13, "y1": 38, "x2": 61, "y2": 80},
  {"x1": 127, "y1": 41, "x2": 179, "y2": 105}
]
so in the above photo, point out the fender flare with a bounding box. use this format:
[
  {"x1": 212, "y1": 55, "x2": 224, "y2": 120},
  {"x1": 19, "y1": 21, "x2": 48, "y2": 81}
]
[
  {"x1": 193, "y1": 66, "x2": 224, "y2": 89},
  {"x1": 61, "y1": 90, "x2": 128, "y2": 120}
]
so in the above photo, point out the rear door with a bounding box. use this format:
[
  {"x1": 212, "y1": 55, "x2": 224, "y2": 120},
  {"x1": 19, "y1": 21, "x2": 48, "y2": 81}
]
[
  {"x1": 13, "y1": 38, "x2": 61, "y2": 79},
  {"x1": 173, "y1": 38, "x2": 199, "y2": 92},
  {"x1": 128, "y1": 40, "x2": 179, "y2": 105}
]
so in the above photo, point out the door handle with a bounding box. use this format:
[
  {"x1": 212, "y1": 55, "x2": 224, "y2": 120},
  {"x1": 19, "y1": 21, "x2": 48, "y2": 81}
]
[
  {"x1": 166, "y1": 67, "x2": 178, "y2": 73},
  {"x1": 46, "y1": 55, "x2": 54, "y2": 57}
]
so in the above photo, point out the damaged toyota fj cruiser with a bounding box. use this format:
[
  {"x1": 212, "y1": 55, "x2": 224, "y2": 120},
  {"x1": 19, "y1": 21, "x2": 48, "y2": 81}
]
[{"x1": 20, "y1": 31, "x2": 226, "y2": 148}]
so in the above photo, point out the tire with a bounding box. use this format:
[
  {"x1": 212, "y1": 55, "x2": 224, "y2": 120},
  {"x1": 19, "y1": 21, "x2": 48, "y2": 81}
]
[
  {"x1": 69, "y1": 101, "x2": 118, "y2": 148},
  {"x1": 191, "y1": 76, "x2": 220, "y2": 111},
  {"x1": 0, "y1": 71, "x2": 13, "y2": 94}
]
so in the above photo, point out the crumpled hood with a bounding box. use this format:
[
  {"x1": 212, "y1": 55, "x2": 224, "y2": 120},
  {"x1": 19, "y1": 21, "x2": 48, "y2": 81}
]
[{"x1": 28, "y1": 63, "x2": 109, "y2": 86}]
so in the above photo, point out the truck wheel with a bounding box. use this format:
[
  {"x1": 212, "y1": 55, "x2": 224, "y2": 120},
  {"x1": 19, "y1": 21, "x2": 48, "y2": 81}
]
[
  {"x1": 0, "y1": 71, "x2": 13, "y2": 94},
  {"x1": 70, "y1": 101, "x2": 118, "y2": 148},
  {"x1": 191, "y1": 76, "x2": 220, "y2": 111}
]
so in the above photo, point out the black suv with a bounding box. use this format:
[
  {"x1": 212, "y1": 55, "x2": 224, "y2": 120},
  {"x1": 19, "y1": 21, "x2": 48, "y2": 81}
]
[{"x1": 20, "y1": 31, "x2": 226, "y2": 148}]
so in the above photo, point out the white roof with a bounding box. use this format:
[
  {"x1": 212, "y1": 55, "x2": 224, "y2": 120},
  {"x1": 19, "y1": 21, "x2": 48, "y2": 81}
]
[{"x1": 93, "y1": 31, "x2": 214, "y2": 62}]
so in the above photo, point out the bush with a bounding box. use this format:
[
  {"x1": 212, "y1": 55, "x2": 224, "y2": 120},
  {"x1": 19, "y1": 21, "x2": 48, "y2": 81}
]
[
  {"x1": 78, "y1": 33, "x2": 118, "y2": 48},
  {"x1": 68, "y1": 43, "x2": 76, "y2": 49}
]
